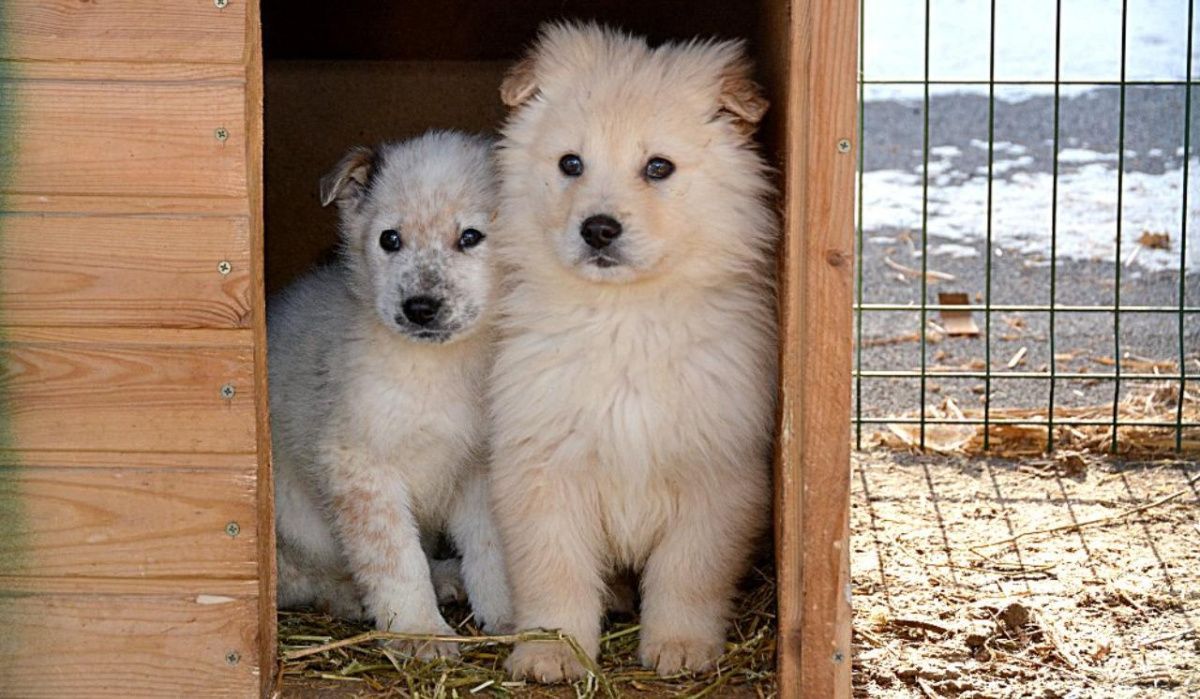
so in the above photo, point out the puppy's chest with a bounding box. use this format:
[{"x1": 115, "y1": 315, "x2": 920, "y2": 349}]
[
  {"x1": 530, "y1": 308, "x2": 733, "y2": 458},
  {"x1": 340, "y1": 349, "x2": 483, "y2": 489}
]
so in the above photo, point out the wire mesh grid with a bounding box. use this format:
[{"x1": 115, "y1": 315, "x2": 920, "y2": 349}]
[{"x1": 853, "y1": 0, "x2": 1199, "y2": 453}]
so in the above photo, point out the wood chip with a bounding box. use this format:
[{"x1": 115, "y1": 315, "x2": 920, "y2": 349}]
[
  {"x1": 1138, "y1": 230, "x2": 1170, "y2": 250},
  {"x1": 1006, "y1": 346, "x2": 1028, "y2": 369},
  {"x1": 937, "y1": 292, "x2": 980, "y2": 337},
  {"x1": 885, "y1": 256, "x2": 957, "y2": 282}
]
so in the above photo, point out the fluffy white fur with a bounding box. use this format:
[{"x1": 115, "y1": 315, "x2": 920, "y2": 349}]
[
  {"x1": 489, "y1": 23, "x2": 778, "y2": 681},
  {"x1": 271, "y1": 131, "x2": 512, "y2": 658}
]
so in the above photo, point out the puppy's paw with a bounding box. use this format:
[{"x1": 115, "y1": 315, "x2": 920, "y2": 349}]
[
  {"x1": 639, "y1": 637, "x2": 724, "y2": 676},
  {"x1": 506, "y1": 641, "x2": 587, "y2": 683},
  {"x1": 380, "y1": 621, "x2": 461, "y2": 660},
  {"x1": 382, "y1": 635, "x2": 461, "y2": 661}
]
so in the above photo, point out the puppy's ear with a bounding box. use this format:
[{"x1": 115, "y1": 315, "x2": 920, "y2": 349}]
[
  {"x1": 500, "y1": 55, "x2": 539, "y2": 108},
  {"x1": 717, "y1": 54, "x2": 769, "y2": 131},
  {"x1": 319, "y1": 146, "x2": 376, "y2": 208}
]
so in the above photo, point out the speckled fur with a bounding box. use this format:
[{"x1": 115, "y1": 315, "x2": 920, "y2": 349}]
[
  {"x1": 488, "y1": 24, "x2": 779, "y2": 681},
  {"x1": 271, "y1": 132, "x2": 512, "y2": 657}
]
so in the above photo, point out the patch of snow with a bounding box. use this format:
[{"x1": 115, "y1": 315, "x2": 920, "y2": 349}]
[
  {"x1": 1057, "y1": 148, "x2": 1120, "y2": 163},
  {"x1": 930, "y1": 145, "x2": 963, "y2": 158},
  {"x1": 858, "y1": 159, "x2": 1199, "y2": 272},
  {"x1": 864, "y1": 0, "x2": 1199, "y2": 102},
  {"x1": 930, "y1": 243, "x2": 981, "y2": 258}
]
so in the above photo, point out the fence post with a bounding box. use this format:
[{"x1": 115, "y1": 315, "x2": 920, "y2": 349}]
[{"x1": 775, "y1": 1, "x2": 858, "y2": 698}]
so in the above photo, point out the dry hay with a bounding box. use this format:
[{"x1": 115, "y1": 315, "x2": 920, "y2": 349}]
[
  {"x1": 875, "y1": 381, "x2": 1199, "y2": 459},
  {"x1": 277, "y1": 566, "x2": 777, "y2": 697}
]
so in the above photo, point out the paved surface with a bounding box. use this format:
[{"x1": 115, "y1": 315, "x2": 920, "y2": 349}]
[{"x1": 856, "y1": 87, "x2": 1199, "y2": 429}]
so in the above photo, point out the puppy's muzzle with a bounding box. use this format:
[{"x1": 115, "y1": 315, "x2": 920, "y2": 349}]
[
  {"x1": 400, "y1": 295, "x2": 442, "y2": 327},
  {"x1": 580, "y1": 214, "x2": 623, "y2": 249}
]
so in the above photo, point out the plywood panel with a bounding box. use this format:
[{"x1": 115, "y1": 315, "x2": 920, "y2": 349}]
[
  {"x1": 0, "y1": 0, "x2": 245, "y2": 64},
  {"x1": 0, "y1": 214, "x2": 252, "y2": 328},
  {"x1": 1, "y1": 329, "x2": 255, "y2": 453},
  {"x1": 0, "y1": 594, "x2": 260, "y2": 696},
  {"x1": 774, "y1": 1, "x2": 858, "y2": 698},
  {"x1": 1, "y1": 80, "x2": 247, "y2": 200},
  {"x1": 0, "y1": 468, "x2": 256, "y2": 580}
]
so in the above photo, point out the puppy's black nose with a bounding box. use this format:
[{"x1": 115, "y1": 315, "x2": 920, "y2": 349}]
[
  {"x1": 580, "y1": 214, "x2": 623, "y2": 249},
  {"x1": 402, "y1": 296, "x2": 442, "y2": 326}
]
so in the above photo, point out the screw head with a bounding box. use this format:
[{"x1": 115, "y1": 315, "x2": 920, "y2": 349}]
[
  {"x1": 225, "y1": 649, "x2": 240, "y2": 665},
  {"x1": 220, "y1": 383, "x2": 236, "y2": 400},
  {"x1": 214, "y1": 127, "x2": 230, "y2": 142},
  {"x1": 836, "y1": 138, "x2": 852, "y2": 154},
  {"x1": 217, "y1": 260, "x2": 233, "y2": 275},
  {"x1": 225, "y1": 521, "x2": 241, "y2": 538},
  {"x1": 214, "y1": 0, "x2": 229, "y2": 9},
  {"x1": 833, "y1": 649, "x2": 845, "y2": 663}
]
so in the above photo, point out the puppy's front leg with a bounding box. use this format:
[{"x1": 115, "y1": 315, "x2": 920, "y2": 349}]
[
  {"x1": 448, "y1": 468, "x2": 513, "y2": 633},
  {"x1": 494, "y1": 465, "x2": 605, "y2": 683},
  {"x1": 638, "y1": 474, "x2": 767, "y2": 676},
  {"x1": 323, "y1": 441, "x2": 458, "y2": 659}
]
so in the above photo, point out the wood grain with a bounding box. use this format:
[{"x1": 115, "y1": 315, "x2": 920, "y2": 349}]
[
  {"x1": 245, "y1": 2, "x2": 279, "y2": 694},
  {"x1": 0, "y1": 594, "x2": 260, "y2": 696},
  {"x1": 0, "y1": 0, "x2": 246, "y2": 64},
  {"x1": 1, "y1": 80, "x2": 247, "y2": 200},
  {"x1": 0, "y1": 575, "x2": 258, "y2": 597},
  {"x1": 2, "y1": 194, "x2": 250, "y2": 217},
  {"x1": 0, "y1": 61, "x2": 246, "y2": 83},
  {"x1": 4, "y1": 450, "x2": 256, "y2": 471},
  {"x1": 1, "y1": 329, "x2": 255, "y2": 453},
  {"x1": 0, "y1": 468, "x2": 256, "y2": 580},
  {"x1": 774, "y1": 1, "x2": 858, "y2": 698},
  {"x1": 0, "y1": 214, "x2": 251, "y2": 328}
]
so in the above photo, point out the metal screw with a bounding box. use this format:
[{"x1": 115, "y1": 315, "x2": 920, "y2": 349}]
[
  {"x1": 836, "y1": 138, "x2": 852, "y2": 154},
  {"x1": 214, "y1": 0, "x2": 228, "y2": 9},
  {"x1": 225, "y1": 521, "x2": 241, "y2": 538},
  {"x1": 214, "y1": 127, "x2": 230, "y2": 142},
  {"x1": 220, "y1": 383, "x2": 236, "y2": 400},
  {"x1": 833, "y1": 649, "x2": 845, "y2": 663},
  {"x1": 217, "y1": 260, "x2": 233, "y2": 275},
  {"x1": 225, "y1": 650, "x2": 240, "y2": 665}
]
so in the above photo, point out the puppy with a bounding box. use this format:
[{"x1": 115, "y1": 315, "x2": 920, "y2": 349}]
[
  {"x1": 489, "y1": 23, "x2": 778, "y2": 681},
  {"x1": 271, "y1": 131, "x2": 512, "y2": 657}
]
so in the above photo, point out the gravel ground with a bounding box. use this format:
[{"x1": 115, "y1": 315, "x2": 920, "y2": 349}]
[
  {"x1": 856, "y1": 88, "x2": 1199, "y2": 430},
  {"x1": 852, "y1": 449, "x2": 1200, "y2": 698}
]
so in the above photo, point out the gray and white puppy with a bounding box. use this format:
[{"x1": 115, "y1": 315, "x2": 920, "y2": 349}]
[{"x1": 270, "y1": 131, "x2": 511, "y2": 658}]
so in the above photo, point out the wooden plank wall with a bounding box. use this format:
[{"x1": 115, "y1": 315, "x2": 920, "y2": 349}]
[
  {"x1": 773, "y1": 1, "x2": 858, "y2": 698},
  {"x1": 0, "y1": 1, "x2": 271, "y2": 696}
]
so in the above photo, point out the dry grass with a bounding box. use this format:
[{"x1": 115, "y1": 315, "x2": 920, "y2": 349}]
[
  {"x1": 876, "y1": 381, "x2": 1199, "y2": 459},
  {"x1": 277, "y1": 566, "x2": 778, "y2": 698}
]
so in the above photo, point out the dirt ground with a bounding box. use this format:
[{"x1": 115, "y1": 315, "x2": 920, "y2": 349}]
[
  {"x1": 278, "y1": 447, "x2": 1198, "y2": 698},
  {"x1": 850, "y1": 447, "x2": 1200, "y2": 699}
]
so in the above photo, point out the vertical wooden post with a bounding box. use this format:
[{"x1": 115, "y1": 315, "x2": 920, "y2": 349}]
[
  {"x1": 774, "y1": 1, "x2": 858, "y2": 698},
  {"x1": 245, "y1": 2, "x2": 277, "y2": 697}
]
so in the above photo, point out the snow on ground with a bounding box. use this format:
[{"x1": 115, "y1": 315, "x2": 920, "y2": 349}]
[
  {"x1": 860, "y1": 154, "x2": 1199, "y2": 272},
  {"x1": 859, "y1": 1, "x2": 1198, "y2": 274},
  {"x1": 864, "y1": 0, "x2": 1199, "y2": 100}
]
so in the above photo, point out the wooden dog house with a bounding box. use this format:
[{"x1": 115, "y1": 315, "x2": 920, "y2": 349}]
[{"x1": 0, "y1": 1, "x2": 856, "y2": 696}]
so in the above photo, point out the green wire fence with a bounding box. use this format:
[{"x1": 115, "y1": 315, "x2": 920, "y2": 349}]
[{"x1": 853, "y1": 0, "x2": 1198, "y2": 453}]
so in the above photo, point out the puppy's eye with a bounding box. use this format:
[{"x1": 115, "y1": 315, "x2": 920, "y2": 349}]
[
  {"x1": 457, "y1": 228, "x2": 486, "y2": 251},
  {"x1": 645, "y1": 157, "x2": 675, "y2": 181},
  {"x1": 559, "y1": 153, "x2": 584, "y2": 177},
  {"x1": 379, "y1": 229, "x2": 402, "y2": 253}
]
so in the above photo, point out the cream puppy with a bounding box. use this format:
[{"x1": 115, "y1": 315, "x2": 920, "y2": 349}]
[
  {"x1": 271, "y1": 131, "x2": 511, "y2": 658},
  {"x1": 489, "y1": 24, "x2": 778, "y2": 680}
]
